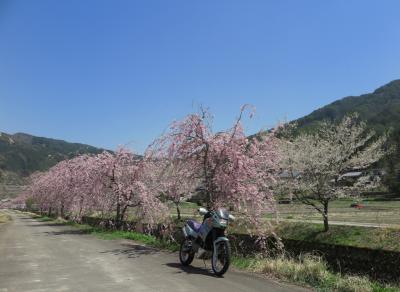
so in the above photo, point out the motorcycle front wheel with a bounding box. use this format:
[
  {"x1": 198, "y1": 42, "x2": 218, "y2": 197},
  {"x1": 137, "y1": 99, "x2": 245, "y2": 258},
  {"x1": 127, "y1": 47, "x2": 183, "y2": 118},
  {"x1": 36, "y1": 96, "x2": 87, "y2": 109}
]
[
  {"x1": 179, "y1": 238, "x2": 194, "y2": 266},
  {"x1": 211, "y1": 240, "x2": 231, "y2": 276}
]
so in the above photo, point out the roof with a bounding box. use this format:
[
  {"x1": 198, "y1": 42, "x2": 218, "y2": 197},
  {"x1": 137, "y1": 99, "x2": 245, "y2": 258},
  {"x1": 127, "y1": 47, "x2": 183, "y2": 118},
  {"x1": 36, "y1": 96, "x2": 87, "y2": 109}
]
[
  {"x1": 279, "y1": 170, "x2": 300, "y2": 178},
  {"x1": 341, "y1": 171, "x2": 363, "y2": 177}
]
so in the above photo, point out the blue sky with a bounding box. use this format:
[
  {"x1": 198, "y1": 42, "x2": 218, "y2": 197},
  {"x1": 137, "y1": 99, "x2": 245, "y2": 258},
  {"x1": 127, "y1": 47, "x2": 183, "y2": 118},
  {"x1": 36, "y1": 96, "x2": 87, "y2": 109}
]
[{"x1": 1, "y1": 0, "x2": 400, "y2": 152}]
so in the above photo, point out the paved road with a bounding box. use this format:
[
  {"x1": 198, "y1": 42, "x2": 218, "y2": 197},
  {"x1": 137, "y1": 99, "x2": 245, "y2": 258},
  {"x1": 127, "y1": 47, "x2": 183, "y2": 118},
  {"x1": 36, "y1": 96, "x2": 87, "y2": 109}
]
[{"x1": 0, "y1": 210, "x2": 308, "y2": 292}]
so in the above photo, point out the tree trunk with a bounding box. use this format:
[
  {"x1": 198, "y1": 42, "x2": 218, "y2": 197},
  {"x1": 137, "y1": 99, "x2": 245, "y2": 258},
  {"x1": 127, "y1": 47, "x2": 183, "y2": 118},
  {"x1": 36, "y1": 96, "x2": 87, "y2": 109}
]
[
  {"x1": 60, "y1": 203, "x2": 65, "y2": 218},
  {"x1": 78, "y1": 205, "x2": 83, "y2": 219},
  {"x1": 120, "y1": 205, "x2": 128, "y2": 227},
  {"x1": 323, "y1": 201, "x2": 329, "y2": 232},
  {"x1": 176, "y1": 203, "x2": 181, "y2": 220},
  {"x1": 323, "y1": 215, "x2": 329, "y2": 232},
  {"x1": 78, "y1": 196, "x2": 84, "y2": 219},
  {"x1": 115, "y1": 202, "x2": 121, "y2": 229}
]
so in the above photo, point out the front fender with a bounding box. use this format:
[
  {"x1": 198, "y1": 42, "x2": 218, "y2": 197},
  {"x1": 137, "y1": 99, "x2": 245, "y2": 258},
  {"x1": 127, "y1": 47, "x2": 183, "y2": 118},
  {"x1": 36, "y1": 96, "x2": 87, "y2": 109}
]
[{"x1": 214, "y1": 237, "x2": 229, "y2": 244}]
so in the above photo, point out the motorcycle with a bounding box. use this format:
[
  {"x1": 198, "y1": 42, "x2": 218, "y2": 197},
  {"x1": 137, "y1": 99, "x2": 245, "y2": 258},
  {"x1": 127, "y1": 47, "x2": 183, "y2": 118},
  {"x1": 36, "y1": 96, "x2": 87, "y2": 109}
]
[{"x1": 179, "y1": 207, "x2": 235, "y2": 276}]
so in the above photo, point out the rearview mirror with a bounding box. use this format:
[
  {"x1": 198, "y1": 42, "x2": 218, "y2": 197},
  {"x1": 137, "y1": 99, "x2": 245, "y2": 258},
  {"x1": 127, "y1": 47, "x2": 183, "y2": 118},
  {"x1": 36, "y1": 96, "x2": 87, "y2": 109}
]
[
  {"x1": 229, "y1": 214, "x2": 235, "y2": 221},
  {"x1": 198, "y1": 207, "x2": 208, "y2": 215}
]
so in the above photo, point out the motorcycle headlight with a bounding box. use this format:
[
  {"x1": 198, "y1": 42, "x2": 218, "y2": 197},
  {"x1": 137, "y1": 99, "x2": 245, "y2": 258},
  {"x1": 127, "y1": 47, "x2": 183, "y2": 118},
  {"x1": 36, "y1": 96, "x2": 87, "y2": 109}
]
[{"x1": 220, "y1": 219, "x2": 228, "y2": 225}]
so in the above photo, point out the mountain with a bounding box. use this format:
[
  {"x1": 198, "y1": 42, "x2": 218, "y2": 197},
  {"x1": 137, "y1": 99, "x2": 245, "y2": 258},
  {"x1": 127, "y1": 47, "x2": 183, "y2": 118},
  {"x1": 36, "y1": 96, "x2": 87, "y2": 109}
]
[
  {"x1": 0, "y1": 132, "x2": 104, "y2": 181},
  {"x1": 295, "y1": 80, "x2": 400, "y2": 134}
]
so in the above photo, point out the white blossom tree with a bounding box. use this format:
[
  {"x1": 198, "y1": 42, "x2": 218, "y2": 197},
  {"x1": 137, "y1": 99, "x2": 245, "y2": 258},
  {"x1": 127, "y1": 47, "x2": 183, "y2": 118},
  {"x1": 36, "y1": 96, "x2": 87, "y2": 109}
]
[{"x1": 280, "y1": 114, "x2": 387, "y2": 231}]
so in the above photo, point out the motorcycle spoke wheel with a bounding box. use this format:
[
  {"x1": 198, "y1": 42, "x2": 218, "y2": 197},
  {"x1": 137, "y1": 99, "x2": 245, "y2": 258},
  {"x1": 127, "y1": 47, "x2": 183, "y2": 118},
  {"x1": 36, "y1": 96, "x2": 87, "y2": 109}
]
[
  {"x1": 179, "y1": 239, "x2": 194, "y2": 266},
  {"x1": 212, "y1": 241, "x2": 231, "y2": 276}
]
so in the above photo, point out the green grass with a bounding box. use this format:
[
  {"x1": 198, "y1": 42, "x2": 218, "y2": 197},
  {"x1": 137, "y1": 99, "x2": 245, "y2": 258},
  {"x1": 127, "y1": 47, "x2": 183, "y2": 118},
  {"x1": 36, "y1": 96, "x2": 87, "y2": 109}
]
[
  {"x1": 165, "y1": 197, "x2": 400, "y2": 226},
  {"x1": 91, "y1": 229, "x2": 179, "y2": 251},
  {"x1": 276, "y1": 197, "x2": 400, "y2": 226},
  {"x1": 0, "y1": 211, "x2": 11, "y2": 223},
  {"x1": 277, "y1": 222, "x2": 400, "y2": 252},
  {"x1": 175, "y1": 201, "x2": 198, "y2": 210},
  {"x1": 36, "y1": 216, "x2": 54, "y2": 222},
  {"x1": 231, "y1": 255, "x2": 399, "y2": 292}
]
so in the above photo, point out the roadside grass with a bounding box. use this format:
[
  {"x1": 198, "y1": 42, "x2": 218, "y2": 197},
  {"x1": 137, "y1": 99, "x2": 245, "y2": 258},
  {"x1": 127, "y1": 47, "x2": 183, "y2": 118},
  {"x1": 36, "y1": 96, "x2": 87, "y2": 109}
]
[
  {"x1": 28, "y1": 212, "x2": 399, "y2": 292},
  {"x1": 57, "y1": 220, "x2": 181, "y2": 252},
  {"x1": 276, "y1": 222, "x2": 400, "y2": 252},
  {"x1": 36, "y1": 215, "x2": 54, "y2": 222},
  {"x1": 88, "y1": 228, "x2": 179, "y2": 252},
  {"x1": 231, "y1": 255, "x2": 398, "y2": 292},
  {"x1": 0, "y1": 211, "x2": 11, "y2": 223},
  {"x1": 15, "y1": 211, "x2": 176, "y2": 250}
]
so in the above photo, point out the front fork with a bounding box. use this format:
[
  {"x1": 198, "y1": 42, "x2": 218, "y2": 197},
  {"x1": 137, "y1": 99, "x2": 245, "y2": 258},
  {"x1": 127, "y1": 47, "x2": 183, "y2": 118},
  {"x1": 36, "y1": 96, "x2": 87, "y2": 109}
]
[{"x1": 212, "y1": 236, "x2": 229, "y2": 263}]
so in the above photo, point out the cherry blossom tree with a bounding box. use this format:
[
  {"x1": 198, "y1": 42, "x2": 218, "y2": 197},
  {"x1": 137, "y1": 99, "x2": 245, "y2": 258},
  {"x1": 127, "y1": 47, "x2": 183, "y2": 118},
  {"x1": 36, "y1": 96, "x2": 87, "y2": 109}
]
[
  {"x1": 24, "y1": 148, "x2": 168, "y2": 228},
  {"x1": 279, "y1": 114, "x2": 387, "y2": 231},
  {"x1": 90, "y1": 148, "x2": 167, "y2": 227},
  {"x1": 65, "y1": 154, "x2": 104, "y2": 220},
  {"x1": 146, "y1": 152, "x2": 197, "y2": 221},
  {"x1": 27, "y1": 170, "x2": 56, "y2": 216},
  {"x1": 149, "y1": 106, "x2": 281, "y2": 232}
]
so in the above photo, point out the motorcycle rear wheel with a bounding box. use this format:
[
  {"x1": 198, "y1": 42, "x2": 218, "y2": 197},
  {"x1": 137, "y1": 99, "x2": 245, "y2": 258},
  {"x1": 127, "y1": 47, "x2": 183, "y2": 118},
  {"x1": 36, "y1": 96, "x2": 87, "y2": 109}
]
[
  {"x1": 179, "y1": 238, "x2": 194, "y2": 266},
  {"x1": 211, "y1": 240, "x2": 231, "y2": 276}
]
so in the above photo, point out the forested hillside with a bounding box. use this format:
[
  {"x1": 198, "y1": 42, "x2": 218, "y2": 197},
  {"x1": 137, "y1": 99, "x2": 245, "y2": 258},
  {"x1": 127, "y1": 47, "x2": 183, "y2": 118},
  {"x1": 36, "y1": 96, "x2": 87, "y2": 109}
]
[
  {"x1": 296, "y1": 79, "x2": 400, "y2": 134},
  {"x1": 0, "y1": 132, "x2": 104, "y2": 185}
]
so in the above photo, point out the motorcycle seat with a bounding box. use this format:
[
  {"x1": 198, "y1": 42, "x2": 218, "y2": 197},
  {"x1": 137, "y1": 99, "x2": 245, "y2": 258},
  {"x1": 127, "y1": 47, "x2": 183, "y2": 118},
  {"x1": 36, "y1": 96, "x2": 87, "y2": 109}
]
[{"x1": 187, "y1": 220, "x2": 202, "y2": 232}]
